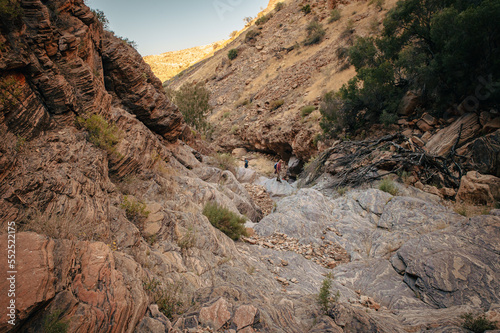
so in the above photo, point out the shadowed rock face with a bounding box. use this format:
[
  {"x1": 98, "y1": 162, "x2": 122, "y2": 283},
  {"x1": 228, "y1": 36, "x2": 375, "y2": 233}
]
[{"x1": 102, "y1": 31, "x2": 184, "y2": 141}]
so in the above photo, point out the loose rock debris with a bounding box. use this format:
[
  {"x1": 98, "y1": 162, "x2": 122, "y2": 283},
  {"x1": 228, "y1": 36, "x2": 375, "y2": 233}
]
[{"x1": 242, "y1": 231, "x2": 350, "y2": 269}]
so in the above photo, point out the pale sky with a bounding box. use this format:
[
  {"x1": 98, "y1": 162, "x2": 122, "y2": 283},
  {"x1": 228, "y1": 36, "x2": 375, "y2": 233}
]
[{"x1": 85, "y1": 0, "x2": 270, "y2": 56}]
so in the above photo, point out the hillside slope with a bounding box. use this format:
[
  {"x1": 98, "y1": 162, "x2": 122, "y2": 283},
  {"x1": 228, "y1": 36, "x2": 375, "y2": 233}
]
[
  {"x1": 167, "y1": 0, "x2": 398, "y2": 162},
  {"x1": 144, "y1": 42, "x2": 224, "y2": 82}
]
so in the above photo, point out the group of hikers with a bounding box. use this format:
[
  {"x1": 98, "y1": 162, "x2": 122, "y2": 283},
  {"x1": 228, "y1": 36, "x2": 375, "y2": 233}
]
[{"x1": 243, "y1": 158, "x2": 286, "y2": 182}]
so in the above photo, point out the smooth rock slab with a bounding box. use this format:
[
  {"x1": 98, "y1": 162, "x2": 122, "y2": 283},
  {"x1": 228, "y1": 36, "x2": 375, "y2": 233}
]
[
  {"x1": 394, "y1": 215, "x2": 500, "y2": 309},
  {"x1": 333, "y1": 259, "x2": 429, "y2": 310}
]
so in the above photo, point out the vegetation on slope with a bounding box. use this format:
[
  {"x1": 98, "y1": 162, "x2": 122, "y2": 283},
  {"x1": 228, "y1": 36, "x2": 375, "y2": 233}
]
[
  {"x1": 203, "y1": 201, "x2": 247, "y2": 241},
  {"x1": 321, "y1": 0, "x2": 500, "y2": 136},
  {"x1": 167, "y1": 81, "x2": 211, "y2": 133}
]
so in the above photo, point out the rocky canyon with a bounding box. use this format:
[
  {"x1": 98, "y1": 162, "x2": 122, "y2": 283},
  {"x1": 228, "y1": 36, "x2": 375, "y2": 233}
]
[{"x1": 0, "y1": 0, "x2": 499, "y2": 333}]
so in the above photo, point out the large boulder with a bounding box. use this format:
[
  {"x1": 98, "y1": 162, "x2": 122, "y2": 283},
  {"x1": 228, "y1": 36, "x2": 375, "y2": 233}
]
[
  {"x1": 398, "y1": 91, "x2": 420, "y2": 116},
  {"x1": 462, "y1": 129, "x2": 500, "y2": 177},
  {"x1": 425, "y1": 113, "x2": 481, "y2": 156},
  {"x1": 287, "y1": 155, "x2": 304, "y2": 179},
  {"x1": 457, "y1": 171, "x2": 500, "y2": 205}
]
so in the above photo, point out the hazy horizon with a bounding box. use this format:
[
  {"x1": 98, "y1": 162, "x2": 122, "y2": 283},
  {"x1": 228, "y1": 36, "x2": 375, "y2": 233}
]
[{"x1": 85, "y1": 0, "x2": 270, "y2": 56}]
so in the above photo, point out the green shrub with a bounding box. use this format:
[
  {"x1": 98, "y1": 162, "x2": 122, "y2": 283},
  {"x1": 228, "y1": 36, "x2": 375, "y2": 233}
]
[
  {"x1": 91, "y1": 8, "x2": 109, "y2": 28},
  {"x1": 172, "y1": 82, "x2": 211, "y2": 132},
  {"x1": 336, "y1": 186, "x2": 348, "y2": 196},
  {"x1": 15, "y1": 135, "x2": 26, "y2": 152},
  {"x1": 379, "y1": 178, "x2": 398, "y2": 196},
  {"x1": 301, "y1": 105, "x2": 316, "y2": 117},
  {"x1": 43, "y1": 310, "x2": 69, "y2": 333},
  {"x1": 245, "y1": 30, "x2": 260, "y2": 43},
  {"x1": 255, "y1": 13, "x2": 272, "y2": 25},
  {"x1": 318, "y1": 273, "x2": 339, "y2": 313},
  {"x1": 212, "y1": 153, "x2": 237, "y2": 172},
  {"x1": 0, "y1": 0, "x2": 23, "y2": 24},
  {"x1": 143, "y1": 278, "x2": 186, "y2": 321},
  {"x1": 177, "y1": 226, "x2": 195, "y2": 250},
  {"x1": 275, "y1": 2, "x2": 285, "y2": 11},
  {"x1": 203, "y1": 201, "x2": 247, "y2": 240},
  {"x1": 0, "y1": 76, "x2": 22, "y2": 110},
  {"x1": 77, "y1": 114, "x2": 120, "y2": 155},
  {"x1": 329, "y1": 9, "x2": 341, "y2": 23},
  {"x1": 301, "y1": 4, "x2": 311, "y2": 14},
  {"x1": 230, "y1": 125, "x2": 239, "y2": 134},
  {"x1": 156, "y1": 284, "x2": 186, "y2": 320},
  {"x1": 118, "y1": 36, "x2": 137, "y2": 50},
  {"x1": 319, "y1": 90, "x2": 356, "y2": 135},
  {"x1": 270, "y1": 99, "x2": 285, "y2": 110},
  {"x1": 460, "y1": 313, "x2": 497, "y2": 333},
  {"x1": 379, "y1": 110, "x2": 398, "y2": 127},
  {"x1": 304, "y1": 20, "x2": 326, "y2": 45},
  {"x1": 121, "y1": 195, "x2": 150, "y2": 225},
  {"x1": 228, "y1": 48, "x2": 238, "y2": 60}
]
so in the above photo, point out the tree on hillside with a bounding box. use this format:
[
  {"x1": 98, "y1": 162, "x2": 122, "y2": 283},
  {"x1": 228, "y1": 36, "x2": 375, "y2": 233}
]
[
  {"x1": 173, "y1": 82, "x2": 211, "y2": 132},
  {"x1": 321, "y1": 0, "x2": 500, "y2": 136}
]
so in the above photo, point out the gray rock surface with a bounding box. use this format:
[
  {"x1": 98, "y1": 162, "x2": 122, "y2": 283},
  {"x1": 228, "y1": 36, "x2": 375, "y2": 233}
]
[
  {"x1": 256, "y1": 177, "x2": 297, "y2": 198},
  {"x1": 394, "y1": 214, "x2": 500, "y2": 309}
]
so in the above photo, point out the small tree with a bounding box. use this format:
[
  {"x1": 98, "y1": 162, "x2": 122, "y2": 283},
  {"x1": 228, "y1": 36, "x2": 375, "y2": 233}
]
[
  {"x1": 301, "y1": 4, "x2": 311, "y2": 14},
  {"x1": 243, "y1": 16, "x2": 253, "y2": 25},
  {"x1": 304, "y1": 20, "x2": 326, "y2": 45},
  {"x1": 318, "y1": 273, "x2": 339, "y2": 314},
  {"x1": 245, "y1": 30, "x2": 260, "y2": 44},
  {"x1": 173, "y1": 82, "x2": 211, "y2": 132},
  {"x1": 275, "y1": 2, "x2": 285, "y2": 12},
  {"x1": 91, "y1": 9, "x2": 109, "y2": 29},
  {"x1": 228, "y1": 48, "x2": 238, "y2": 60},
  {"x1": 229, "y1": 30, "x2": 238, "y2": 39},
  {"x1": 329, "y1": 9, "x2": 341, "y2": 23}
]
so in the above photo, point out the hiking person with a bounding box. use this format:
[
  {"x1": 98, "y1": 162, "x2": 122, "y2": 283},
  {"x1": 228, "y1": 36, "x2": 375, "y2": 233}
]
[
  {"x1": 244, "y1": 159, "x2": 249, "y2": 168},
  {"x1": 276, "y1": 159, "x2": 282, "y2": 181}
]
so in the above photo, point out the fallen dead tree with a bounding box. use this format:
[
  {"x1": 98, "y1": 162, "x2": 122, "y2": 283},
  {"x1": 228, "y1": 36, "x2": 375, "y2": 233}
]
[{"x1": 300, "y1": 130, "x2": 467, "y2": 191}]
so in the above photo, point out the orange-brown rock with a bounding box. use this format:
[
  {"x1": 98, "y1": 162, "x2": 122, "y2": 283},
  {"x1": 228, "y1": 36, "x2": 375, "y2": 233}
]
[
  {"x1": 0, "y1": 233, "x2": 148, "y2": 332},
  {"x1": 457, "y1": 171, "x2": 500, "y2": 205},
  {"x1": 398, "y1": 91, "x2": 420, "y2": 116},
  {"x1": 199, "y1": 297, "x2": 232, "y2": 331},
  {"x1": 102, "y1": 31, "x2": 184, "y2": 141},
  {"x1": 425, "y1": 113, "x2": 481, "y2": 156}
]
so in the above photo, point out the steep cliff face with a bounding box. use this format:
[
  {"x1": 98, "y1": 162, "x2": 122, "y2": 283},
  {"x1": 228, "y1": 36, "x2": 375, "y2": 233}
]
[{"x1": 0, "y1": 0, "x2": 185, "y2": 331}]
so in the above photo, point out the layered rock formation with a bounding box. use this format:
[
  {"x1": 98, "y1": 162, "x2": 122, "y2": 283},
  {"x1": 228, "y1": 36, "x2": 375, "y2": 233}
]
[{"x1": 1, "y1": 1, "x2": 499, "y2": 332}]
